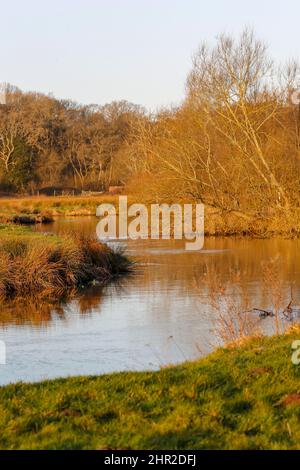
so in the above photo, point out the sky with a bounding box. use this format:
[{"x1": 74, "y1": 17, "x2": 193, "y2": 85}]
[{"x1": 1, "y1": 0, "x2": 300, "y2": 111}]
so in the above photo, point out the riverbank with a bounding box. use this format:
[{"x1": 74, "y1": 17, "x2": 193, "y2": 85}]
[
  {"x1": 0, "y1": 224, "x2": 131, "y2": 299},
  {"x1": 0, "y1": 195, "x2": 119, "y2": 217},
  {"x1": 0, "y1": 330, "x2": 300, "y2": 449},
  {"x1": 0, "y1": 195, "x2": 299, "y2": 238}
]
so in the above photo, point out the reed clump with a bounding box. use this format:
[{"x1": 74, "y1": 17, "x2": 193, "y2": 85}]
[{"x1": 0, "y1": 225, "x2": 131, "y2": 299}]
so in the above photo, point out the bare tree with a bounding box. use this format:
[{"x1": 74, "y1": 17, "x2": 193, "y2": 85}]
[{"x1": 186, "y1": 29, "x2": 295, "y2": 209}]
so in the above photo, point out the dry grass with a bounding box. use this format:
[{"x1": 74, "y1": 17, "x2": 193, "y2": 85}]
[
  {"x1": 204, "y1": 207, "x2": 300, "y2": 238},
  {"x1": 0, "y1": 195, "x2": 121, "y2": 217},
  {"x1": 0, "y1": 195, "x2": 300, "y2": 238},
  {"x1": 0, "y1": 225, "x2": 131, "y2": 299},
  {"x1": 200, "y1": 257, "x2": 295, "y2": 347},
  {"x1": 201, "y1": 268, "x2": 262, "y2": 346}
]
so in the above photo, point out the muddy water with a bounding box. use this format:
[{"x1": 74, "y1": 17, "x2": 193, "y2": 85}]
[{"x1": 0, "y1": 216, "x2": 299, "y2": 385}]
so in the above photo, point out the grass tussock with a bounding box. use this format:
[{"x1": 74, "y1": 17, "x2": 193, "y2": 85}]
[
  {"x1": 0, "y1": 225, "x2": 131, "y2": 299},
  {"x1": 1, "y1": 332, "x2": 300, "y2": 449}
]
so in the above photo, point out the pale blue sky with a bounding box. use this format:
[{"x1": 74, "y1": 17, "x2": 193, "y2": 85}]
[{"x1": 1, "y1": 0, "x2": 299, "y2": 110}]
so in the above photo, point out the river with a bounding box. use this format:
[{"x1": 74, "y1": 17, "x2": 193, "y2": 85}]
[{"x1": 0, "y1": 216, "x2": 299, "y2": 384}]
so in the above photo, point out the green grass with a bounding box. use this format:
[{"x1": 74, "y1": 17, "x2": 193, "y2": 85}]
[
  {"x1": 1, "y1": 331, "x2": 300, "y2": 449},
  {"x1": 0, "y1": 223, "x2": 60, "y2": 242}
]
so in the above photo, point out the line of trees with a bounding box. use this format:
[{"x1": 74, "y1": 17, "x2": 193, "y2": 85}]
[
  {"x1": 124, "y1": 29, "x2": 300, "y2": 217},
  {"x1": 0, "y1": 87, "x2": 145, "y2": 192},
  {"x1": 1, "y1": 28, "x2": 300, "y2": 219}
]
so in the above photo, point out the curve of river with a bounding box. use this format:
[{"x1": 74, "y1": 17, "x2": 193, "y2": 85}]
[{"x1": 0, "y1": 216, "x2": 299, "y2": 384}]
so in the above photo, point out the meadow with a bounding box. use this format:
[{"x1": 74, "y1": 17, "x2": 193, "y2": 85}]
[{"x1": 0, "y1": 330, "x2": 300, "y2": 449}]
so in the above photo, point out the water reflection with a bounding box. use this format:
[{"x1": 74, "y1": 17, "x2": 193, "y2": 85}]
[
  {"x1": 0, "y1": 285, "x2": 106, "y2": 326},
  {"x1": 0, "y1": 217, "x2": 299, "y2": 384}
]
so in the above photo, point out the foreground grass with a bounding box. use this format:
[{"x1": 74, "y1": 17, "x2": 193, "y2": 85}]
[
  {"x1": 0, "y1": 224, "x2": 131, "y2": 299},
  {"x1": 1, "y1": 331, "x2": 300, "y2": 449}
]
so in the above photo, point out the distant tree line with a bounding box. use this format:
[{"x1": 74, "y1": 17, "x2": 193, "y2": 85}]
[
  {"x1": 0, "y1": 87, "x2": 145, "y2": 193},
  {"x1": 1, "y1": 29, "x2": 300, "y2": 219}
]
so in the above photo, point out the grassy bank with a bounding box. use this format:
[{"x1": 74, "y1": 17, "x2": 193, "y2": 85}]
[
  {"x1": 0, "y1": 195, "x2": 300, "y2": 237},
  {"x1": 0, "y1": 195, "x2": 120, "y2": 217},
  {"x1": 0, "y1": 224, "x2": 131, "y2": 299},
  {"x1": 1, "y1": 331, "x2": 300, "y2": 449}
]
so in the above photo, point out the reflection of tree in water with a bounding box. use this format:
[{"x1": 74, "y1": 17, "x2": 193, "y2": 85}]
[
  {"x1": 76, "y1": 274, "x2": 135, "y2": 314},
  {"x1": 2, "y1": 237, "x2": 300, "y2": 328},
  {"x1": 0, "y1": 290, "x2": 104, "y2": 327},
  {"x1": 0, "y1": 274, "x2": 134, "y2": 326},
  {"x1": 0, "y1": 298, "x2": 65, "y2": 326}
]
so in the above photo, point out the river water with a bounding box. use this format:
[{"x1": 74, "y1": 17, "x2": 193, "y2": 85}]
[{"x1": 0, "y1": 216, "x2": 299, "y2": 385}]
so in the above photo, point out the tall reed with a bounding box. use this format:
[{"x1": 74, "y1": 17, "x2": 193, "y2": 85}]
[{"x1": 0, "y1": 232, "x2": 131, "y2": 299}]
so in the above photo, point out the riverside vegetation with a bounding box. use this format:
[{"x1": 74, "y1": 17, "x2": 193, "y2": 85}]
[
  {"x1": 1, "y1": 194, "x2": 300, "y2": 238},
  {"x1": 0, "y1": 29, "x2": 300, "y2": 237},
  {"x1": 0, "y1": 224, "x2": 131, "y2": 299},
  {"x1": 1, "y1": 331, "x2": 300, "y2": 449},
  {"x1": 1, "y1": 26, "x2": 300, "y2": 451}
]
